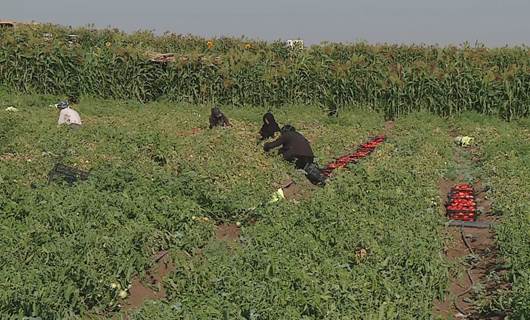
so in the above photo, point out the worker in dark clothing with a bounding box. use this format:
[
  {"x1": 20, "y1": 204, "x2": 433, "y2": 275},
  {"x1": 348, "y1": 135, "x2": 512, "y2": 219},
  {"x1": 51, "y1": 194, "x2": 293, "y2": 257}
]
[
  {"x1": 327, "y1": 105, "x2": 339, "y2": 117},
  {"x1": 264, "y1": 125, "x2": 314, "y2": 169},
  {"x1": 259, "y1": 111, "x2": 281, "y2": 140},
  {"x1": 209, "y1": 106, "x2": 231, "y2": 129}
]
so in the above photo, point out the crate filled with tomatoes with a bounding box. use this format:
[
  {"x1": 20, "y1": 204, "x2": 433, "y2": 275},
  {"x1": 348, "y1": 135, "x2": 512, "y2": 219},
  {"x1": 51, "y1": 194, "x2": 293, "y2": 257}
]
[{"x1": 446, "y1": 183, "x2": 477, "y2": 221}]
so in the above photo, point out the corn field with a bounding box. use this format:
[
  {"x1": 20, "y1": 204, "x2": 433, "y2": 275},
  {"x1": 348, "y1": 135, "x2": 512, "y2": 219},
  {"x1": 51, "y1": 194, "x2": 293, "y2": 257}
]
[{"x1": 1, "y1": 23, "x2": 529, "y2": 120}]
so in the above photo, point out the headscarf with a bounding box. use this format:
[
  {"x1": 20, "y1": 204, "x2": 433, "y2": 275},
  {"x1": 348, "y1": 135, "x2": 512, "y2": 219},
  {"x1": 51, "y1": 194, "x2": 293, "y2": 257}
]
[
  {"x1": 281, "y1": 124, "x2": 296, "y2": 133},
  {"x1": 263, "y1": 112, "x2": 280, "y2": 130},
  {"x1": 55, "y1": 101, "x2": 69, "y2": 110},
  {"x1": 211, "y1": 106, "x2": 223, "y2": 118}
]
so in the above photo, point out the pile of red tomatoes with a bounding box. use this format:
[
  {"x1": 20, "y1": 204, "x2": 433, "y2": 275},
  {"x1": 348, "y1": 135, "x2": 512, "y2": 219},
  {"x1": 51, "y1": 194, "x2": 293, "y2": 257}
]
[{"x1": 321, "y1": 135, "x2": 386, "y2": 177}]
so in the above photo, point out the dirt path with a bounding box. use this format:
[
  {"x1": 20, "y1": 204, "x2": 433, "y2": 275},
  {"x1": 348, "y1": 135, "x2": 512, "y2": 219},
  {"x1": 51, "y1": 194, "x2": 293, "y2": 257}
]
[{"x1": 433, "y1": 134, "x2": 507, "y2": 319}]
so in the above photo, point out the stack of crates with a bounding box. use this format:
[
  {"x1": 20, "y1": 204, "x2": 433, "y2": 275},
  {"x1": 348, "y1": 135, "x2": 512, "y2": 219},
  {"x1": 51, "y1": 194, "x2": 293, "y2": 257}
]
[{"x1": 446, "y1": 183, "x2": 477, "y2": 221}]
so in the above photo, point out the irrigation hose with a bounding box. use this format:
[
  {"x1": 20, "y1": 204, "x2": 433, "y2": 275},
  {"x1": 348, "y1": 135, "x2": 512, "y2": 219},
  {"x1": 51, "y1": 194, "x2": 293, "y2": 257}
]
[
  {"x1": 454, "y1": 297, "x2": 468, "y2": 316},
  {"x1": 461, "y1": 225, "x2": 476, "y2": 256},
  {"x1": 453, "y1": 225, "x2": 478, "y2": 316}
]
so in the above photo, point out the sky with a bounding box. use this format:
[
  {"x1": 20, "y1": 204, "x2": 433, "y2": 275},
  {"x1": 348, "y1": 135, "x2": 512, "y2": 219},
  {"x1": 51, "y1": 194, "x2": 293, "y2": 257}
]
[{"x1": 2, "y1": 0, "x2": 529, "y2": 46}]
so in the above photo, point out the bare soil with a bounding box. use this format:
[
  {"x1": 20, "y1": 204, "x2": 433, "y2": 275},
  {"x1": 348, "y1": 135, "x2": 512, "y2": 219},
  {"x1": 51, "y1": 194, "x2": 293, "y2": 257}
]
[
  {"x1": 433, "y1": 214, "x2": 498, "y2": 319},
  {"x1": 121, "y1": 251, "x2": 175, "y2": 314},
  {"x1": 215, "y1": 223, "x2": 241, "y2": 242},
  {"x1": 282, "y1": 179, "x2": 318, "y2": 201}
]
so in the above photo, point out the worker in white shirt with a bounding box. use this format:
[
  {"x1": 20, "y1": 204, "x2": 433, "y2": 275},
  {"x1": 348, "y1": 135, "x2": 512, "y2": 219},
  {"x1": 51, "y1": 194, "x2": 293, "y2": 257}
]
[{"x1": 56, "y1": 96, "x2": 82, "y2": 130}]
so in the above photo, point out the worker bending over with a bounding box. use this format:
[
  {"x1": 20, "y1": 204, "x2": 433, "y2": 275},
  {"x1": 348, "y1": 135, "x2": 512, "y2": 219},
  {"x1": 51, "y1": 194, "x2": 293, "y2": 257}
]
[
  {"x1": 56, "y1": 96, "x2": 82, "y2": 130},
  {"x1": 209, "y1": 106, "x2": 231, "y2": 129},
  {"x1": 264, "y1": 125, "x2": 314, "y2": 169},
  {"x1": 259, "y1": 111, "x2": 280, "y2": 140}
]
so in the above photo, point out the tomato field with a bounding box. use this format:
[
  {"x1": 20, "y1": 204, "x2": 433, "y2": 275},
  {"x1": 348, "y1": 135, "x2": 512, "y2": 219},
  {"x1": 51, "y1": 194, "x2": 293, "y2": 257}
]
[
  {"x1": 1, "y1": 22, "x2": 529, "y2": 320},
  {"x1": 1, "y1": 89, "x2": 528, "y2": 319}
]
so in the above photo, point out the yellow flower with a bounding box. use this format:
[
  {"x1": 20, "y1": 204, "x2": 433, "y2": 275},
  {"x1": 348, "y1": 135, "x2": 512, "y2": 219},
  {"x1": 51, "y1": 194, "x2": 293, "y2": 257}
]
[
  {"x1": 207, "y1": 41, "x2": 214, "y2": 49},
  {"x1": 105, "y1": 42, "x2": 111, "y2": 48},
  {"x1": 244, "y1": 43, "x2": 252, "y2": 49}
]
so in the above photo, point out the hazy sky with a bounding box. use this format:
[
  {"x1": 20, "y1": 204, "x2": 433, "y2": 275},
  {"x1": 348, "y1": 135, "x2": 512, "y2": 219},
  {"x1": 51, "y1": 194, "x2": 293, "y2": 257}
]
[{"x1": 2, "y1": 0, "x2": 529, "y2": 46}]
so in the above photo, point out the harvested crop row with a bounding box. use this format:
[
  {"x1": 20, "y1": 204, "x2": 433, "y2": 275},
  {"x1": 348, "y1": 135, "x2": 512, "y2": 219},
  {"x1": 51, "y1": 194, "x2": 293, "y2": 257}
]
[
  {"x1": 451, "y1": 116, "x2": 530, "y2": 318},
  {"x1": 321, "y1": 135, "x2": 385, "y2": 177}
]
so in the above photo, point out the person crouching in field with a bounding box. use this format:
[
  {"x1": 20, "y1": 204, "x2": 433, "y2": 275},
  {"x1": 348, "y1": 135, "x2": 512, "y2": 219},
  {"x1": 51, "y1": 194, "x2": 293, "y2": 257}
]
[
  {"x1": 259, "y1": 111, "x2": 280, "y2": 140},
  {"x1": 209, "y1": 106, "x2": 231, "y2": 129},
  {"x1": 264, "y1": 125, "x2": 314, "y2": 169},
  {"x1": 56, "y1": 96, "x2": 82, "y2": 130}
]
